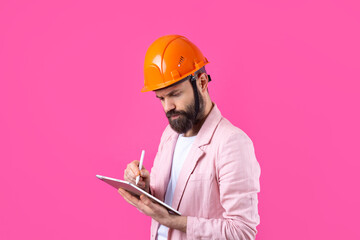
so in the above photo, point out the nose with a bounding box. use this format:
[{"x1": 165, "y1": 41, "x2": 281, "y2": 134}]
[{"x1": 163, "y1": 98, "x2": 175, "y2": 113}]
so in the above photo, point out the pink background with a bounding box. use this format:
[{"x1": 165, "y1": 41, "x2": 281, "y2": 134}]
[{"x1": 1, "y1": 0, "x2": 359, "y2": 239}]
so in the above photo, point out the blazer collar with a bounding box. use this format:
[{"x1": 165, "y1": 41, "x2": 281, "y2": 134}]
[
  {"x1": 165, "y1": 103, "x2": 223, "y2": 148},
  {"x1": 192, "y1": 103, "x2": 222, "y2": 148}
]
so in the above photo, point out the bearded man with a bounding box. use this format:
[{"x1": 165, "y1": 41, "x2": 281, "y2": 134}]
[{"x1": 118, "y1": 35, "x2": 261, "y2": 240}]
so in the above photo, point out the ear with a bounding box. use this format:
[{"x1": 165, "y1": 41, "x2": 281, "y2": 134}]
[{"x1": 197, "y1": 73, "x2": 209, "y2": 93}]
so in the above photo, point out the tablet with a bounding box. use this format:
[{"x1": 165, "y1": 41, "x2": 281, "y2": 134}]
[{"x1": 96, "y1": 175, "x2": 181, "y2": 216}]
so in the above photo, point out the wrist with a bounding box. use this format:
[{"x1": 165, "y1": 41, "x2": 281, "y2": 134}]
[{"x1": 166, "y1": 215, "x2": 187, "y2": 233}]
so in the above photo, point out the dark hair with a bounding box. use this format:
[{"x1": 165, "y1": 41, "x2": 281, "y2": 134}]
[
  {"x1": 194, "y1": 66, "x2": 207, "y2": 79},
  {"x1": 157, "y1": 66, "x2": 209, "y2": 91}
]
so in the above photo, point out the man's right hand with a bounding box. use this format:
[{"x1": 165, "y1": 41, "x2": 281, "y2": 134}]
[{"x1": 124, "y1": 160, "x2": 150, "y2": 193}]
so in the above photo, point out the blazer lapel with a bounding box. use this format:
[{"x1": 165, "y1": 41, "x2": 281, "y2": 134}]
[
  {"x1": 156, "y1": 133, "x2": 178, "y2": 201},
  {"x1": 171, "y1": 145, "x2": 204, "y2": 210},
  {"x1": 171, "y1": 104, "x2": 223, "y2": 210}
]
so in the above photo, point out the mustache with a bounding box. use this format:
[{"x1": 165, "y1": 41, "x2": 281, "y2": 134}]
[{"x1": 166, "y1": 109, "x2": 187, "y2": 118}]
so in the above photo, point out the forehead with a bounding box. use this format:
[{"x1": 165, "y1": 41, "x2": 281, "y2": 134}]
[{"x1": 154, "y1": 79, "x2": 191, "y2": 97}]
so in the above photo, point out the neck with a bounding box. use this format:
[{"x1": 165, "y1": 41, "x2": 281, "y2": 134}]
[{"x1": 183, "y1": 101, "x2": 214, "y2": 137}]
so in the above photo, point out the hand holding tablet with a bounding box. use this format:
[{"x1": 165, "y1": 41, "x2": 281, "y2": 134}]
[
  {"x1": 96, "y1": 174, "x2": 181, "y2": 215},
  {"x1": 96, "y1": 150, "x2": 181, "y2": 215}
]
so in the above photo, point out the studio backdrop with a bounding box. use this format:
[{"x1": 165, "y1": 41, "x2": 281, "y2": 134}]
[{"x1": 1, "y1": 0, "x2": 359, "y2": 239}]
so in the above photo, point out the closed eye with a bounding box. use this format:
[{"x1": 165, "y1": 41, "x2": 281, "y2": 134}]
[
  {"x1": 169, "y1": 91, "x2": 181, "y2": 97},
  {"x1": 156, "y1": 90, "x2": 181, "y2": 100}
]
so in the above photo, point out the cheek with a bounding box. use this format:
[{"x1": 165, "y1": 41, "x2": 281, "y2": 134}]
[
  {"x1": 183, "y1": 94, "x2": 194, "y2": 109},
  {"x1": 175, "y1": 97, "x2": 189, "y2": 111}
]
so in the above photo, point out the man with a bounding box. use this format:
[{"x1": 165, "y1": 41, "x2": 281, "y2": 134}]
[{"x1": 118, "y1": 35, "x2": 261, "y2": 239}]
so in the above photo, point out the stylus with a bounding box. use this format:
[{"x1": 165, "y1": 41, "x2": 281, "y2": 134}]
[{"x1": 135, "y1": 150, "x2": 145, "y2": 185}]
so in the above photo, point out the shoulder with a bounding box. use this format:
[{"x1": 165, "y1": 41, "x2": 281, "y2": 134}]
[
  {"x1": 159, "y1": 124, "x2": 176, "y2": 144},
  {"x1": 215, "y1": 117, "x2": 254, "y2": 146},
  {"x1": 206, "y1": 104, "x2": 253, "y2": 146},
  {"x1": 213, "y1": 117, "x2": 259, "y2": 175}
]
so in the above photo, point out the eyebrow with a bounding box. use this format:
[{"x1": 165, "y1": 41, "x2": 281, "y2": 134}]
[{"x1": 156, "y1": 89, "x2": 181, "y2": 99}]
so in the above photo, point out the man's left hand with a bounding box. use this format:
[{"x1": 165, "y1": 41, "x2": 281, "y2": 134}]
[
  {"x1": 118, "y1": 188, "x2": 187, "y2": 232},
  {"x1": 118, "y1": 188, "x2": 172, "y2": 226}
]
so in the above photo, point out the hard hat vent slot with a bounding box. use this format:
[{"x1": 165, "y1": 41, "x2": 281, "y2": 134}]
[{"x1": 178, "y1": 56, "x2": 185, "y2": 67}]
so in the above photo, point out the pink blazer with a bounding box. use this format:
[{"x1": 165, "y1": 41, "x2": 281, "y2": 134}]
[{"x1": 149, "y1": 105, "x2": 261, "y2": 239}]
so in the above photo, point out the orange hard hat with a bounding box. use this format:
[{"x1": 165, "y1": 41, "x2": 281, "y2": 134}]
[{"x1": 142, "y1": 35, "x2": 209, "y2": 92}]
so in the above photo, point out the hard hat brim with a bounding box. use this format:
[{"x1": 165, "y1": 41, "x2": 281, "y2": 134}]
[{"x1": 141, "y1": 62, "x2": 209, "y2": 92}]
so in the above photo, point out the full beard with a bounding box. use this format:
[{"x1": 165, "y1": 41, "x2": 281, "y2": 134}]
[{"x1": 166, "y1": 94, "x2": 204, "y2": 134}]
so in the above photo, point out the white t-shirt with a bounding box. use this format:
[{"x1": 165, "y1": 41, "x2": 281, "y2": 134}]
[{"x1": 157, "y1": 134, "x2": 196, "y2": 240}]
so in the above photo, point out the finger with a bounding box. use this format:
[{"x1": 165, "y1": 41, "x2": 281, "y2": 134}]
[
  {"x1": 124, "y1": 170, "x2": 136, "y2": 183},
  {"x1": 118, "y1": 188, "x2": 132, "y2": 201},
  {"x1": 140, "y1": 169, "x2": 149, "y2": 178},
  {"x1": 118, "y1": 189, "x2": 134, "y2": 206},
  {"x1": 128, "y1": 161, "x2": 141, "y2": 177},
  {"x1": 136, "y1": 179, "x2": 146, "y2": 189},
  {"x1": 118, "y1": 189, "x2": 138, "y2": 207},
  {"x1": 140, "y1": 194, "x2": 152, "y2": 207},
  {"x1": 119, "y1": 188, "x2": 138, "y2": 201},
  {"x1": 137, "y1": 195, "x2": 165, "y2": 218},
  {"x1": 125, "y1": 167, "x2": 136, "y2": 178},
  {"x1": 135, "y1": 195, "x2": 154, "y2": 215},
  {"x1": 132, "y1": 160, "x2": 140, "y2": 165},
  {"x1": 139, "y1": 195, "x2": 168, "y2": 216},
  {"x1": 126, "y1": 165, "x2": 138, "y2": 179}
]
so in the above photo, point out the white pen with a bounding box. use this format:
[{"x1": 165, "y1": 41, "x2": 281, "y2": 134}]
[{"x1": 135, "y1": 150, "x2": 145, "y2": 185}]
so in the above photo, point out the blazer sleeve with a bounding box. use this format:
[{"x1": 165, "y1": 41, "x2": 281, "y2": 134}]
[{"x1": 186, "y1": 132, "x2": 261, "y2": 240}]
